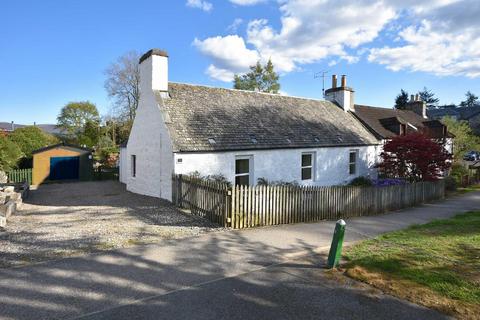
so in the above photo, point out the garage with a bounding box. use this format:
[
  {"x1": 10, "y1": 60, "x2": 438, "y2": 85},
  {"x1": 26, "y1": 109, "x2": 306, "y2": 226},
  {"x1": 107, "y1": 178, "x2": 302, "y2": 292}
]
[{"x1": 32, "y1": 143, "x2": 93, "y2": 185}]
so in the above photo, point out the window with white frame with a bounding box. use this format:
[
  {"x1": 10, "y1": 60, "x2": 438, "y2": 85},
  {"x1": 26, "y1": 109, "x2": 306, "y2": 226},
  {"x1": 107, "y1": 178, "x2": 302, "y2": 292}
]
[
  {"x1": 235, "y1": 156, "x2": 251, "y2": 186},
  {"x1": 301, "y1": 153, "x2": 314, "y2": 180},
  {"x1": 349, "y1": 150, "x2": 358, "y2": 175},
  {"x1": 131, "y1": 155, "x2": 136, "y2": 177}
]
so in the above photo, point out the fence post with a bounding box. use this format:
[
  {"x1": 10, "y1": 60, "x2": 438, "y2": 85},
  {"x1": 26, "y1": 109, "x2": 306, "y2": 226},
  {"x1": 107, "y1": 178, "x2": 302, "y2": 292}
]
[{"x1": 225, "y1": 188, "x2": 232, "y2": 228}]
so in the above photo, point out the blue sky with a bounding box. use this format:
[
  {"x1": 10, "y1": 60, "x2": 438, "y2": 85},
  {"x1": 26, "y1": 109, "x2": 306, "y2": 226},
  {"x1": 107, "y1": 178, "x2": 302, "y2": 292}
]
[{"x1": 1, "y1": 0, "x2": 479, "y2": 124}]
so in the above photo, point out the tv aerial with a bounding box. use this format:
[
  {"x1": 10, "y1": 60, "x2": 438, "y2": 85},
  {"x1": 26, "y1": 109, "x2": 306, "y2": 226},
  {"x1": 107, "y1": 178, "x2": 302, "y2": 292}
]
[{"x1": 314, "y1": 71, "x2": 329, "y2": 98}]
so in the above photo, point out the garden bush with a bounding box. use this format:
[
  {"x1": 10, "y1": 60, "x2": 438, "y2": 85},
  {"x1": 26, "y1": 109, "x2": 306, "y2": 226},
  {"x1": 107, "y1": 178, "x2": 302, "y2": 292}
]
[
  {"x1": 444, "y1": 176, "x2": 457, "y2": 192},
  {"x1": 449, "y1": 163, "x2": 468, "y2": 184},
  {"x1": 348, "y1": 176, "x2": 373, "y2": 187},
  {"x1": 187, "y1": 171, "x2": 232, "y2": 187},
  {"x1": 257, "y1": 177, "x2": 299, "y2": 187}
]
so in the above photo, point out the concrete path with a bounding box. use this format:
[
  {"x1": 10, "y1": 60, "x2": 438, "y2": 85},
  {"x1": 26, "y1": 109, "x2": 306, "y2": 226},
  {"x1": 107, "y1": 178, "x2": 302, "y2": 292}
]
[{"x1": 1, "y1": 191, "x2": 479, "y2": 320}]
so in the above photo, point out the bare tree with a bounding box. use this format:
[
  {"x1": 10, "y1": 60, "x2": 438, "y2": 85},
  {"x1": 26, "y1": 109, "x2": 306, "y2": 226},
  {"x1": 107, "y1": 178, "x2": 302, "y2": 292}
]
[{"x1": 104, "y1": 51, "x2": 140, "y2": 122}]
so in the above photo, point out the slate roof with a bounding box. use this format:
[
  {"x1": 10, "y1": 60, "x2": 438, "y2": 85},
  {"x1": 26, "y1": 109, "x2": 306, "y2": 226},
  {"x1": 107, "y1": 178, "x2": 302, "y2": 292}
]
[
  {"x1": 353, "y1": 105, "x2": 449, "y2": 139},
  {"x1": 0, "y1": 122, "x2": 65, "y2": 135},
  {"x1": 156, "y1": 83, "x2": 379, "y2": 152},
  {"x1": 0, "y1": 122, "x2": 26, "y2": 131},
  {"x1": 427, "y1": 106, "x2": 480, "y2": 121},
  {"x1": 36, "y1": 124, "x2": 66, "y2": 135}
]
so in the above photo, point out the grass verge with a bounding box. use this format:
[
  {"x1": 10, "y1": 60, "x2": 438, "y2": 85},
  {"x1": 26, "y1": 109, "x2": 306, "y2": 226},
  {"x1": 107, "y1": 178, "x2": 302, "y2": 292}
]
[
  {"x1": 344, "y1": 211, "x2": 480, "y2": 319},
  {"x1": 457, "y1": 184, "x2": 480, "y2": 194}
]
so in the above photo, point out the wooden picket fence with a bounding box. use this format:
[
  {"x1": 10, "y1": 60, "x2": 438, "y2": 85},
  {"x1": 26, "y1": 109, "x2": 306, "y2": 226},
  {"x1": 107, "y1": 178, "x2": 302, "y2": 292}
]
[
  {"x1": 172, "y1": 174, "x2": 445, "y2": 229},
  {"x1": 172, "y1": 174, "x2": 230, "y2": 226},
  {"x1": 7, "y1": 168, "x2": 32, "y2": 185}
]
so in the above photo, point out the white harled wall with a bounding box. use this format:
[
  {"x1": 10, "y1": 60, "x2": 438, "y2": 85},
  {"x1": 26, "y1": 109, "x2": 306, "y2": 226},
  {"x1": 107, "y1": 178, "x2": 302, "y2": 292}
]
[
  {"x1": 125, "y1": 54, "x2": 174, "y2": 199},
  {"x1": 174, "y1": 145, "x2": 379, "y2": 187},
  {"x1": 119, "y1": 147, "x2": 128, "y2": 184}
]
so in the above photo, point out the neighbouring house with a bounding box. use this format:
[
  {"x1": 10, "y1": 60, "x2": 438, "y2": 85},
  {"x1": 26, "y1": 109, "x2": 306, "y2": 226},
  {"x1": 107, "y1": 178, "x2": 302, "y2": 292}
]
[
  {"x1": 0, "y1": 122, "x2": 66, "y2": 137},
  {"x1": 352, "y1": 94, "x2": 453, "y2": 154},
  {"x1": 350, "y1": 93, "x2": 454, "y2": 179},
  {"x1": 32, "y1": 143, "x2": 93, "y2": 185},
  {"x1": 427, "y1": 105, "x2": 480, "y2": 135},
  {"x1": 121, "y1": 49, "x2": 382, "y2": 200}
]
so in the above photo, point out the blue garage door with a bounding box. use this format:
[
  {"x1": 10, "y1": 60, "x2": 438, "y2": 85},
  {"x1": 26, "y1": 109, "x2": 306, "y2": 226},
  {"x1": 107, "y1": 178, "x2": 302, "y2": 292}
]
[{"x1": 50, "y1": 156, "x2": 80, "y2": 180}]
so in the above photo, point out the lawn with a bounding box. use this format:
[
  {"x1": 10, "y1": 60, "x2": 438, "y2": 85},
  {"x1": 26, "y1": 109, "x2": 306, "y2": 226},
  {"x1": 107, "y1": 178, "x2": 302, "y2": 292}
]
[
  {"x1": 344, "y1": 211, "x2": 480, "y2": 319},
  {"x1": 457, "y1": 184, "x2": 480, "y2": 194}
]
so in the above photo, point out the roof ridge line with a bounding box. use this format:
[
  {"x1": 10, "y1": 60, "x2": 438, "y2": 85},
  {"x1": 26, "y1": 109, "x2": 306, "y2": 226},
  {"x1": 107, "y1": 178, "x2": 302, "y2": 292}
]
[{"x1": 166, "y1": 82, "x2": 328, "y2": 103}]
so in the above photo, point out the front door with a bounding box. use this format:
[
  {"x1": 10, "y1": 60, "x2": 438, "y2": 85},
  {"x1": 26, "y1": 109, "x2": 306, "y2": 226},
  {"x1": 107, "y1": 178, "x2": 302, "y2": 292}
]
[{"x1": 50, "y1": 156, "x2": 80, "y2": 180}]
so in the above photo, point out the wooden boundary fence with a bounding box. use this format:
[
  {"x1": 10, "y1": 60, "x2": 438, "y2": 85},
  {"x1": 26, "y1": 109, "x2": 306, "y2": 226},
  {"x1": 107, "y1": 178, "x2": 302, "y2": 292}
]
[
  {"x1": 7, "y1": 169, "x2": 32, "y2": 185},
  {"x1": 172, "y1": 174, "x2": 230, "y2": 226},
  {"x1": 172, "y1": 174, "x2": 445, "y2": 229}
]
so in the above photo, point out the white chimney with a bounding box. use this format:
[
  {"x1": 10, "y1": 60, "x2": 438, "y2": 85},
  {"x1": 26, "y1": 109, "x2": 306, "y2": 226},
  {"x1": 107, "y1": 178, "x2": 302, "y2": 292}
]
[
  {"x1": 139, "y1": 49, "x2": 169, "y2": 97},
  {"x1": 325, "y1": 74, "x2": 355, "y2": 112}
]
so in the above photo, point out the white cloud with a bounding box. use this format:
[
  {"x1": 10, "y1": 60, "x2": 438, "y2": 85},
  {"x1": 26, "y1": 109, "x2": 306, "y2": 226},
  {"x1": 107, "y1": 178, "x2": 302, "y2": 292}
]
[
  {"x1": 369, "y1": 0, "x2": 480, "y2": 77},
  {"x1": 193, "y1": 35, "x2": 259, "y2": 81},
  {"x1": 205, "y1": 65, "x2": 235, "y2": 82},
  {"x1": 195, "y1": 0, "x2": 480, "y2": 81},
  {"x1": 186, "y1": 0, "x2": 213, "y2": 12},
  {"x1": 227, "y1": 18, "x2": 243, "y2": 33},
  {"x1": 229, "y1": 0, "x2": 266, "y2": 5}
]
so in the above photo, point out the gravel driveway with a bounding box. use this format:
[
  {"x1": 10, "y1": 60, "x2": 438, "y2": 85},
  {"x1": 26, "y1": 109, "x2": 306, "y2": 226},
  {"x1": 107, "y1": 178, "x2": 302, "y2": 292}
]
[{"x1": 0, "y1": 181, "x2": 222, "y2": 268}]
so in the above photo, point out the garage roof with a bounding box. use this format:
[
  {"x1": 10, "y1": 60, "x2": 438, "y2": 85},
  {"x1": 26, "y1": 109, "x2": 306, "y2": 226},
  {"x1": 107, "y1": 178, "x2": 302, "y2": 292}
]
[{"x1": 32, "y1": 143, "x2": 92, "y2": 154}]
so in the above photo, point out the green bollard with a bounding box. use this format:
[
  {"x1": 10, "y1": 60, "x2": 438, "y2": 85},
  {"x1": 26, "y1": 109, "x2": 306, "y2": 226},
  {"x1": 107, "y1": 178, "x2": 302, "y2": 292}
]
[{"x1": 327, "y1": 219, "x2": 346, "y2": 268}]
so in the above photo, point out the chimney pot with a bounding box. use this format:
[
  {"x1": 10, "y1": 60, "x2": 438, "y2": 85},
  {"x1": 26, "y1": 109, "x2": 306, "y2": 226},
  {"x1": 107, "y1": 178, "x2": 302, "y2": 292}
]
[
  {"x1": 139, "y1": 49, "x2": 169, "y2": 64},
  {"x1": 325, "y1": 74, "x2": 354, "y2": 113},
  {"x1": 410, "y1": 95, "x2": 415, "y2": 102},
  {"x1": 415, "y1": 94, "x2": 420, "y2": 101}
]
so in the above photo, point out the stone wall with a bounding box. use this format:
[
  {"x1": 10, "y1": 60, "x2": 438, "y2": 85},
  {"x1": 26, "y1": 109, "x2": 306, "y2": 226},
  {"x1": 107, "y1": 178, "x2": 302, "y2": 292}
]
[
  {"x1": 0, "y1": 183, "x2": 29, "y2": 228},
  {"x1": 0, "y1": 171, "x2": 7, "y2": 184}
]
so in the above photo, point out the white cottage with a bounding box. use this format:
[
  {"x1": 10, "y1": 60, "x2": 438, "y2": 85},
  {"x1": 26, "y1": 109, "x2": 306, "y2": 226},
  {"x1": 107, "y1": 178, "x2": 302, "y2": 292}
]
[{"x1": 122, "y1": 49, "x2": 381, "y2": 200}]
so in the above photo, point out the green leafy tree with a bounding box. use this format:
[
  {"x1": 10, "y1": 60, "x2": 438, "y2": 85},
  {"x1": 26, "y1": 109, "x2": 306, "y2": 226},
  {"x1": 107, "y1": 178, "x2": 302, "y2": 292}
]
[
  {"x1": 441, "y1": 116, "x2": 480, "y2": 161},
  {"x1": 0, "y1": 134, "x2": 22, "y2": 171},
  {"x1": 57, "y1": 101, "x2": 100, "y2": 143},
  {"x1": 8, "y1": 126, "x2": 59, "y2": 168},
  {"x1": 459, "y1": 91, "x2": 479, "y2": 108},
  {"x1": 233, "y1": 59, "x2": 280, "y2": 93},
  {"x1": 394, "y1": 89, "x2": 409, "y2": 109},
  {"x1": 78, "y1": 120, "x2": 101, "y2": 148},
  {"x1": 115, "y1": 120, "x2": 132, "y2": 145},
  {"x1": 418, "y1": 87, "x2": 439, "y2": 108}
]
